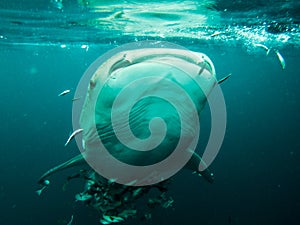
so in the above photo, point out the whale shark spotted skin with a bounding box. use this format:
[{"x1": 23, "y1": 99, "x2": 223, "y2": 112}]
[{"x1": 39, "y1": 48, "x2": 217, "y2": 185}]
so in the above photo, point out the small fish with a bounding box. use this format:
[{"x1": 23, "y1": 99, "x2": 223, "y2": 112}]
[
  {"x1": 108, "y1": 178, "x2": 117, "y2": 184},
  {"x1": 125, "y1": 179, "x2": 137, "y2": 186},
  {"x1": 132, "y1": 188, "x2": 143, "y2": 197},
  {"x1": 100, "y1": 220, "x2": 110, "y2": 225},
  {"x1": 64, "y1": 129, "x2": 83, "y2": 146},
  {"x1": 254, "y1": 43, "x2": 271, "y2": 55},
  {"x1": 36, "y1": 179, "x2": 50, "y2": 196},
  {"x1": 162, "y1": 198, "x2": 174, "y2": 208},
  {"x1": 218, "y1": 73, "x2": 232, "y2": 84},
  {"x1": 274, "y1": 49, "x2": 286, "y2": 70},
  {"x1": 72, "y1": 97, "x2": 81, "y2": 101},
  {"x1": 66, "y1": 215, "x2": 74, "y2": 225},
  {"x1": 112, "y1": 216, "x2": 124, "y2": 222},
  {"x1": 102, "y1": 215, "x2": 124, "y2": 223},
  {"x1": 58, "y1": 89, "x2": 71, "y2": 97},
  {"x1": 36, "y1": 186, "x2": 47, "y2": 196},
  {"x1": 42, "y1": 179, "x2": 50, "y2": 186},
  {"x1": 75, "y1": 193, "x2": 92, "y2": 201},
  {"x1": 210, "y1": 31, "x2": 222, "y2": 37}
]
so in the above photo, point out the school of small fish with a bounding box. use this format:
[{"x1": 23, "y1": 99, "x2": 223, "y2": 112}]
[
  {"x1": 254, "y1": 43, "x2": 286, "y2": 70},
  {"x1": 64, "y1": 170, "x2": 171, "y2": 224}
]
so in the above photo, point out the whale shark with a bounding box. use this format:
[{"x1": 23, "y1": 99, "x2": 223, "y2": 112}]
[
  {"x1": 38, "y1": 47, "x2": 226, "y2": 223},
  {"x1": 39, "y1": 48, "x2": 218, "y2": 184}
]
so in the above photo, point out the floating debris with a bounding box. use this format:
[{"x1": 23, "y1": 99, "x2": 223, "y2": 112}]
[
  {"x1": 58, "y1": 89, "x2": 71, "y2": 97},
  {"x1": 64, "y1": 129, "x2": 83, "y2": 146},
  {"x1": 66, "y1": 215, "x2": 74, "y2": 225},
  {"x1": 274, "y1": 49, "x2": 286, "y2": 70}
]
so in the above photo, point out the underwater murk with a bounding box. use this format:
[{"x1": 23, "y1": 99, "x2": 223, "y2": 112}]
[{"x1": 0, "y1": 1, "x2": 299, "y2": 225}]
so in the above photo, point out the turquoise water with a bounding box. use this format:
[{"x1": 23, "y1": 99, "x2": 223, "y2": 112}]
[{"x1": 0, "y1": 1, "x2": 299, "y2": 225}]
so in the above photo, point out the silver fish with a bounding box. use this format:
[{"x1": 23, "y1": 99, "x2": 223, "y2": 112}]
[
  {"x1": 35, "y1": 179, "x2": 50, "y2": 196},
  {"x1": 254, "y1": 43, "x2": 271, "y2": 55},
  {"x1": 72, "y1": 97, "x2": 81, "y2": 101},
  {"x1": 64, "y1": 129, "x2": 83, "y2": 147},
  {"x1": 66, "y1": 215, "x2": 74, "y2": 225},
  {"x1": 58, "y1": 89, "x2": 71, "y2": 97},
  {"x1": 254, "y1": 43, "x2": 269, "y2": 51},
  {"x1": 75, "y1": 193, "x2": 92, "y2": 201},
  {"x1": 35, "y1": 186, "x2": 47, "y2": 196},
  {"x1": 274, "y1": 49, "x2": 286, "y2": 70},
  {"x1": 210, "y1": 31, "x2": 223, "y2": 37},
  {"x1": 101, "y1": 215, "x2": 124, "y2": 224}
]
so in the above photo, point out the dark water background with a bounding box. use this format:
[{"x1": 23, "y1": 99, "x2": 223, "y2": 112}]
[{"x1": 0, "y1": 0, "x2": 300, "y2": 225}]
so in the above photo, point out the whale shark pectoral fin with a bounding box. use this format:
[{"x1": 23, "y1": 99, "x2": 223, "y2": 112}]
[
  {"x1": 184, "y1": 151, "x2": 214, "y2": 183},
  {"x1": 38, "y1": 153, "x2": 86, "y2": 184}
]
